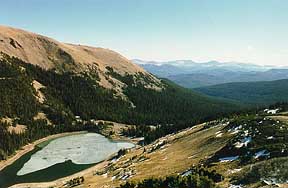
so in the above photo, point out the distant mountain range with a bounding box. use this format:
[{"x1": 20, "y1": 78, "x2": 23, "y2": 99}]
[
  {"x1": 133, "y1": 59, "x2": 278, "y2": 75},
  {"x1": 133, "y1": 59, "x2": 288, "y2": 88}
]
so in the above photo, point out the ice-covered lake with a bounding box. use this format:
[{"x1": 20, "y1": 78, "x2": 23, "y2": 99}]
[{"x1": 17, "y1": 133, "x2": 134, "y2": 176}]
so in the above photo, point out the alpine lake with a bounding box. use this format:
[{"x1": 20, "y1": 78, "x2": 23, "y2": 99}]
[{"x1": 0, "y1": 132, "x2": 134, "y2": 188}]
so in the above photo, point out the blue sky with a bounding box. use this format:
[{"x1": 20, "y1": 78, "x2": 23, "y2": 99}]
[{"x1": 1, "y1": 0, "x2": 288, "y2": 66}]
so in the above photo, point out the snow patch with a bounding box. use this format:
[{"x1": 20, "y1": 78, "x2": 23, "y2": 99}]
[
  {"x1": 219, "y1": 156, "x2": 239, "y2": 162},
  {"x1": 234, "y1": 137, "x2": 252, "y2": 148},
  {"x1": 215, "y1": 131, "x2": 223, "y2": 137},
  {"x1": 264, "y1": 108, "x2": 280, "y2": 114},
  {"x1": 229, "y1": 185, "x2": 243, "y2": 188},
  {"x1": 254, "y1": 150, "x2": 270, "y2": 159},
  {"x1": 228, "y1": 125, "x2": 242, "y2": 135}
]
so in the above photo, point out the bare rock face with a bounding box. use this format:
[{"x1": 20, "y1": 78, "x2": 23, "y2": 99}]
[{"x1": 0, "y1": 25, "x2": 162, "y2": 92}]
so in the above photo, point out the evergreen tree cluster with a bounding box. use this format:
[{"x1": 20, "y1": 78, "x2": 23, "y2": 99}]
[{"x1": 119, "y1": 167, "x2": 222, "y2": 188}]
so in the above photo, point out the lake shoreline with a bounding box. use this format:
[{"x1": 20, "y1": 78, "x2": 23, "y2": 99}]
[
  {"x1": 1, "y1": 122, "x2": 139, "y2": 188},
  {"x1": 0, "y1": 131, "x2": 86, "y2": 172}
]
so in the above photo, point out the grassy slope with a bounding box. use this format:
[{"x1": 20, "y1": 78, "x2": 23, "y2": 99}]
[
  {"x1": 80, "y1": 110, "x2": 288, "y2": 188},
  {"x1": 195, "y1": 79, "x2": 288, "y2": 105},
  {"x1": 81, "y1": 122, "x2": 231, "y2": 187}
]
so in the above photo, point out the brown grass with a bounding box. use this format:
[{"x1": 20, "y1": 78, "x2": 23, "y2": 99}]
[
  {"x1": 268, "y1": 115, "x2": 288, "y2": 123},
  {"x1": 7, "y1": 124, "x2": 27, "y2": 134},
  {"x1": 81, "y1": 123, "x2": 231, "y2": 188},
  {"x1": 0, "y1": 25, "x2": 161, "y2": 93}
]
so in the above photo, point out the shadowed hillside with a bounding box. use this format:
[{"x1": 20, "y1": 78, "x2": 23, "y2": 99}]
[{"x1": 195, "y1": 79, "x2": 288, "y2": 105}]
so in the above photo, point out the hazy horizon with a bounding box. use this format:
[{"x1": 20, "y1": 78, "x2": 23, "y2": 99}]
[
  {"x1": 132, "y1": 59, "x2": 286, "y2": 68},
  {"x1": 1, "y1": 0, "x2": 288, "y2": 66}
]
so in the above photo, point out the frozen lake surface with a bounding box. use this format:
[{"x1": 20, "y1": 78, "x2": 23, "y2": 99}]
[{"x1": 17, "y1": 133, "x2": 134, "y2": 176}]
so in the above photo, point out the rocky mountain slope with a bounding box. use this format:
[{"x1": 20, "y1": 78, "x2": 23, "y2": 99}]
[{"x1": 0, "y1": 25, "x2": 161, "y2": 93}]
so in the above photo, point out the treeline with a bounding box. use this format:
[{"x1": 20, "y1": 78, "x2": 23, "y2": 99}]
[
  {"x1": 122, "y1": 123, "x2": 195, "y2": 144},
  {"x1": 0, "y1": 119, "x2": 100, "y2": 160},
  {"x1": 119, "y1": 167, "x2": 222, "y2": 188}
]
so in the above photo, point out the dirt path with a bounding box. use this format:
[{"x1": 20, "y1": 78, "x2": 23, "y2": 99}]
[{"x1": 0, "y1": 131, "x2": 86, "y2": 171}]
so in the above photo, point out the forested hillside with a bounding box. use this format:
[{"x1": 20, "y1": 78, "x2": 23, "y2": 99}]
[
  {"x1": 195, "y1": 80, "x2": 288, "y2": 105},
  {"x1": 0, "y1": 53, "x2": 240, "y2": 160}
]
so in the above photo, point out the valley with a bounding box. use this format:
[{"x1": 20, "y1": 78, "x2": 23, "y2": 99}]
[{"x1": 3, "y1": 105, "x2": 288, "y2": 188}]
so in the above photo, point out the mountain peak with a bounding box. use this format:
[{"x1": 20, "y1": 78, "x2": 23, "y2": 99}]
[{"x1": 0, "y1": 25, "x2": 161, "y2": 91}]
